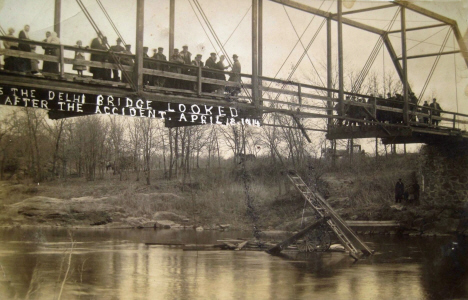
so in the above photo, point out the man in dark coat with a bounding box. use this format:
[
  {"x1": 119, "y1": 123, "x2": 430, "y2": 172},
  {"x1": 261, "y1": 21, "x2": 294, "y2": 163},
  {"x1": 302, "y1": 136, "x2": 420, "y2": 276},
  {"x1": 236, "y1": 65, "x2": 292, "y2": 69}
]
[
  {"x1": 215, "y1": 55, "x2": 228, "y2": 94},
  {"x1": 227, "y1": 54, "x2": 241, "y2": 96},
  {"x1": 429, "y1": 98, "x2": 442, "y2": 126},
  {"x1": 121, "y1": 44, "x2": 133, "y2": 83},
  {"x1": 18, "y1": 25, "x2": 31, "y2": 72},
  {"x1": 110, "y1": 38, "x2": 125, "y2": 82},
  {"x1": 142, "y1": 46, "x2": 150, "y2": 85},
  {"x1": 179, "y1": 45, "x2": 192, "y2": 89},
  {"x1": 152, "y1": 47, "x2": 167, "y2": 87},
  {"x1": 395, "y1": 178, "x2": 404, "y2": 204},
  {"x1": 169, "y1": 48, "x2": 184, "y2": 89},
  {"x1": 422, "y1": 101, "x2": 430, "y2": 124},
  {"x1": 412, "y1": 181, "x2": 420, "y2": 205},
  {"x1": 180, "y1": 45, "x2": 192, "y2": 65},
  {"x1": 90, "y1": 36, "x2": 105, "y2": 79},
  {"x1": 191, "y1": 54, "x2": 203, "y2": 91},
  {"x1": 204, "y1": 53, "x2": 217, "y2": 92},
  {"x1": 192, "y1": 54, "x2": 203, "y2": 67}
]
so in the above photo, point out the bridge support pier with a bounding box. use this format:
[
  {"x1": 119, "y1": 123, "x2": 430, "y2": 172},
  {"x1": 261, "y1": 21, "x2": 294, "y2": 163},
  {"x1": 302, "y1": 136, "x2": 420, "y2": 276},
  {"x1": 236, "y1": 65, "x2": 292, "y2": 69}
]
[{"x1": 420, "y1": 142, "x2": 468, "y2": 205}]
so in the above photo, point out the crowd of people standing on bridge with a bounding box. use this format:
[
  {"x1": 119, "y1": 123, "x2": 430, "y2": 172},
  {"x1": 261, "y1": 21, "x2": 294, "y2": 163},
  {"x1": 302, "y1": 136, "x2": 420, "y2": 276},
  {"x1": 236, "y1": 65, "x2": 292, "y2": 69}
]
[
  {"x1": 86, "y1": 36, "x2": 242, "y2": 97},
  {"x1": 334, "y1": 92, "x2": 443, "y2": 127},
  {"x1": 2, "y1": 25, "x2": 61, "y2": 75},
  {"x1": 1, "y1": 26, "x2": 243, "y2": 97},
  {"x1": 3, "y1": 25, "x2": 245, "y2": 96}
]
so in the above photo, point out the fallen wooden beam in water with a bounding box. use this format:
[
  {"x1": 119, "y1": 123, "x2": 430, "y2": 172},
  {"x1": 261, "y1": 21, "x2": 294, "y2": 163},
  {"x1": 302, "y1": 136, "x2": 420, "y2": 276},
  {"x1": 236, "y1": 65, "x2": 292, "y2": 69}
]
[{"x1": 267, "y1": 217, "x2": 330, "y2": 255}]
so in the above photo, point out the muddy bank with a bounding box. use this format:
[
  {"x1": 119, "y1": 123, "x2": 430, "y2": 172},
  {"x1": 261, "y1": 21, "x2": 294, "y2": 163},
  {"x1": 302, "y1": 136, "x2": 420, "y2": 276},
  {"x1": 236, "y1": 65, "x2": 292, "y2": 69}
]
[{"x1": 0, "y1": 176, "x2": 466, "y2": 236}]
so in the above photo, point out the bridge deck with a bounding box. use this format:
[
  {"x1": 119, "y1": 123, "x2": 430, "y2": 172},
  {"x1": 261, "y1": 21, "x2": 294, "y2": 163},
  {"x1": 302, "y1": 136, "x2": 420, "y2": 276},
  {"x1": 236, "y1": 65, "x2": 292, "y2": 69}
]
[{"x1": 327, "y1": 124, "x2": 468, "y2": 144}]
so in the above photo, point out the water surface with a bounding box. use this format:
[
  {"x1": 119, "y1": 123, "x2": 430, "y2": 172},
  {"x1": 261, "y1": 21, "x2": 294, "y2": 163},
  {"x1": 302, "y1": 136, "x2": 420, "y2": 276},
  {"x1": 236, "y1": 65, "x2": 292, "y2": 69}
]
[{"x1": 0, "y1": 228, "x2": 466, "y2": 299}]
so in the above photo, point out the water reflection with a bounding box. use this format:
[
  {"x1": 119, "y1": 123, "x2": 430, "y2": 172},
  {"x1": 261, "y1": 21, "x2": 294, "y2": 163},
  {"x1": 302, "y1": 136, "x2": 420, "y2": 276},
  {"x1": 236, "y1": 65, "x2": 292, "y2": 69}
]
[{"x1": 0, "y1": 228, "x2": 466, "y2": 299}]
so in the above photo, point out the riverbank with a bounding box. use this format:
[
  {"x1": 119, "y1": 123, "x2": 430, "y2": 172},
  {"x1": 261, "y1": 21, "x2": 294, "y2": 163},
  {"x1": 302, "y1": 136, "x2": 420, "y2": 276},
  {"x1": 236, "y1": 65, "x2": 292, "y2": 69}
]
[{"x1": 0, "y1": 160, "x2": 466, "y2": 236}]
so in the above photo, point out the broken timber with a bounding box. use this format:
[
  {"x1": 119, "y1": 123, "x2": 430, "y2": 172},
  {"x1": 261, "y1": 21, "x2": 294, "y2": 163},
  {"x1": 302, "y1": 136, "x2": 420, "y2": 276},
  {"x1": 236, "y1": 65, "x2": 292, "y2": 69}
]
[
  {"x1": 286, "y1": 171, "x2": 373, "y2": 260},
  {"x1": 266, "y1": 217, "x2": 329, "y2": 255}
]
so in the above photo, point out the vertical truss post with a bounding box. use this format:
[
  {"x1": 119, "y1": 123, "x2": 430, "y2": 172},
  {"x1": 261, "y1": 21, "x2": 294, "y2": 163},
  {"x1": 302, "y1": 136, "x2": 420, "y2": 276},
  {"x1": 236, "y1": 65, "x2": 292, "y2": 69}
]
[
  {"x1": 252, "y1": 0, "x2": 259, "y2": 107},
  {"x1": 337, "y1": 0, "x2": 344, "y2": 118},
  {"x1": 401, "y1": 7, "x2": 409, "y2": 124},
  {"x1": 298, "y1": 83, "x2": 302, "y2": 106},
  {"x1": 327, "y1": 18, "x2": 333, "y2": 128},
  {"x1": 258, "y1": 0, "x2": 263, "y2": 107},
  {"x1": 169, "y1": 0, "x2": 175, "y2": 57},
  {"x1": 54, "y1": 0, "x2": 61, "y2": 37},
  {"x1": 59, "y1": 45, "x2": 65, "y2": 79},
  {"x1": 197, "y1": 65, "x2": 202, "y2": 96},
  {"x1": 135, "y1": 0, "x2": 144, "y2": 91},
  {"x1": 451, "y1": 24, "x2": 468, "y2": 68}
]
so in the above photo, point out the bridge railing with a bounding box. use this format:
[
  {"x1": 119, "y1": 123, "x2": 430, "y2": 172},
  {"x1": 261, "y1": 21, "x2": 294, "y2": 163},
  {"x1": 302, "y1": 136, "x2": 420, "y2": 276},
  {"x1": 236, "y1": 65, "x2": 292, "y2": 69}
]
[
  {"x1": 1, "y1": 36, "x2": 467, "y2": 131},
  {"x1": 0, "y1": 36, "x2": 254, "y2": 101}
]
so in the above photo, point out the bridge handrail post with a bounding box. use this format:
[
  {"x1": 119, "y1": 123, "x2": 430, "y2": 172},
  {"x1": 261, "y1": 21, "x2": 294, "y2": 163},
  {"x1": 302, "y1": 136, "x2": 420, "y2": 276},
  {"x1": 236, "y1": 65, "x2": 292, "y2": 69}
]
[
  {"x1": 59, "y1": 45, "x2": 65, "y2": 79},
  {"x1": 297, "y1": 83, "x2": 302, "y2": 106},
  {"x1": 453, "y1": 114, "x2": 456, "y2": 129},
  {"x1": 197, "y1": 66, "x2": 202, "y2": 96},
  {"x1": 372, "y1": 96, "x2": 377, "y2": 119}
]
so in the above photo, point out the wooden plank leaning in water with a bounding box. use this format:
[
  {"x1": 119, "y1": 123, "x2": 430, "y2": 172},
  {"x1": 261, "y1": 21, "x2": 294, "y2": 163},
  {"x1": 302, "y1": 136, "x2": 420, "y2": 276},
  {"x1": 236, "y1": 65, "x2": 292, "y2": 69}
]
[{"x1": 266, "y1": 217, "x2": 330, "y2": 255}]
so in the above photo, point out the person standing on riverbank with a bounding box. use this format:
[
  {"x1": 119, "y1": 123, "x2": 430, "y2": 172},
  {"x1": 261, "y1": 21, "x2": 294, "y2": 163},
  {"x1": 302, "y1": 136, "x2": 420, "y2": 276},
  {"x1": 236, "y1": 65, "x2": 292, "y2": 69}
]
[{"x1": 395, "y1": 179, "x2": 404, "y2": 204}]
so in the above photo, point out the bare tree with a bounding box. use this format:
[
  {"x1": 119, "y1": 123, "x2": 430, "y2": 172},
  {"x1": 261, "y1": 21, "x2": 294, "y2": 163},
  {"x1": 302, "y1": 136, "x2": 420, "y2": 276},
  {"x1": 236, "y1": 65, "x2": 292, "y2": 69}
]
[
  {"x1": 44, "y1": 119, "x2": 67, "y2": 179},
  {"x1": 108, "y1": 116, "x2": 126, "y2": 180},
  {"x1": 136, "y1": 118, "x2": 157, "y2": 185}
]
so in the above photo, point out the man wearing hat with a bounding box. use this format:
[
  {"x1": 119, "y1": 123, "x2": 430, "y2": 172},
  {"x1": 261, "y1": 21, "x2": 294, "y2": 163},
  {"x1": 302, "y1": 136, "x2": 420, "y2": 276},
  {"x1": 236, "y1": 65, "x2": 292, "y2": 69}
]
[
  {"x1": 192, "y1": 54, "x2": 203, "y2": 67},
  {"x1": 227, "y1": 54, "x2": 241, "y2": 96},
  {"x1": 422, "y1": 100, "x2": 430, "y2": 124},
  {"x1": 409, "y1": 91, "x2": 418, "y2": 121},
  {"x1": 180, "y1": 45, "x2": 192, "y2": 65},
  {"x1": 395, "y1": 178, "x2": 404, "y2": 204},
  {"x1": 191, "y1": 54, "x2": 203, "y2": 91},
  {"x1": 169, "y1": 48, "x2": 184, "y2": 89},
  {"x1": 110, "y1": 37, "x2": 125, "y2": 81},
  {"x1": 204, "y1": 53, "x2": 218, "y2": 92},
  {"x1": 180, "y1": 45, "x2": 192, "y2": 89},
  {"x1": 429, "y1": 98, "x2": 442, "y2": 126},
  {"x1": 121, "y1": 44, "x2": 133, "y2": 83},
  {"x1": 152, "y1": 47, "x2": 167, "y2": 87},
  {"x1": 143, "y1": 46, "x2": 151, "y2": 85}
]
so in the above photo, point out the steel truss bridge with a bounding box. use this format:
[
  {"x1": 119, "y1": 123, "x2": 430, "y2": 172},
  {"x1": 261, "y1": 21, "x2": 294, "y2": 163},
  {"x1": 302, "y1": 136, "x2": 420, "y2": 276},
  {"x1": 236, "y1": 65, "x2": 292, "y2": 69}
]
[{"x1": 1, "y1": 0, "x2": 468, "y2": 145}]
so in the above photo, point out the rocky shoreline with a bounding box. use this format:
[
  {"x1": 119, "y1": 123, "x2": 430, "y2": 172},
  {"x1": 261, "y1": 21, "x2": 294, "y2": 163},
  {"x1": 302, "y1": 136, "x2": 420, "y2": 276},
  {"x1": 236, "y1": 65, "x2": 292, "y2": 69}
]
[{"x1": 0, "y1": 175, "x2": 466, "y2": 238}]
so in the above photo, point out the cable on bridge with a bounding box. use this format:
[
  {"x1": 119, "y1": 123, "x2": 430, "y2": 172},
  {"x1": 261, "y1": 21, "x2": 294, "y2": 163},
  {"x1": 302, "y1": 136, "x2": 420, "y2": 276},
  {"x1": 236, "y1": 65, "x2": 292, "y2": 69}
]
[
  {"x1": 75, "y1": 0, "x2": 137, "y2": 92},
  {"x1": 96, "y1": 0, "x2": 127, "y2": 46},
  {"x1": 351, "y1": 8, "x2": 400, "y2": 95},
  {"x1": 419, "y1": 28, "x2": 452, "y2": 101},
  {"x1": 262, "y1": 0, "x2": 330, "y2": 99},
  {"x1": 283, "y1": 6, "x2": 326, "y2": 89},
  {"x1": 187, "y1": 0, "x2": 220, "y2": 56},
  {"x1": 190, "y1": 0, "x2": 252, "y2": 101}
]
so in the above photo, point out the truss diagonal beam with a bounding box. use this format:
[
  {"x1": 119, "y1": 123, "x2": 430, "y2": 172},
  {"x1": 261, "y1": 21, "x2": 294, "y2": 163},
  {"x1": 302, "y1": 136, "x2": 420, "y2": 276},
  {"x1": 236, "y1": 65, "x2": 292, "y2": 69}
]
[
  {"x1": 392, "y1": 0, "x2": 455, "y2": 25},
  {"x1": 450, "y1": 24, "x2": 468, "y2": 68},
  {"x1": 382, "y1": 34, "x2": 405, "y2": 89},
  {"x1": 392, "y1": 1, "x2": 468, "y2": 68}
]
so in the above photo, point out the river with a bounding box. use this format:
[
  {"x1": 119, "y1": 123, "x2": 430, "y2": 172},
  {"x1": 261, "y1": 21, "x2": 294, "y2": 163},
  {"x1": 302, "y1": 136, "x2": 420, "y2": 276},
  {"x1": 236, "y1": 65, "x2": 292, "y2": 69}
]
[{"x1": 0, "y1": 227, "x2": 466, "y2": 300}]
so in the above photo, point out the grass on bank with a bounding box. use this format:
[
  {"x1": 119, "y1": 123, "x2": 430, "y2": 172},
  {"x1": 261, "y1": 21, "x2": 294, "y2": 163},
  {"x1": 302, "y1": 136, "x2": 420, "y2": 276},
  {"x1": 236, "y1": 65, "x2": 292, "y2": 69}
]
[{"x1": 0, "y1": 153, "x2": 424, "y2": 229}]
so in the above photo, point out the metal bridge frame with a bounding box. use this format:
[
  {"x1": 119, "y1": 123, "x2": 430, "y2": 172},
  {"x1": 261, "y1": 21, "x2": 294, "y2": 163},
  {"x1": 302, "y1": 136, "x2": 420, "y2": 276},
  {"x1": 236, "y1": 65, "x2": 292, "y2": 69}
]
[{"x1": 1, "y1": 0, "x2": 468, "y2": 143}]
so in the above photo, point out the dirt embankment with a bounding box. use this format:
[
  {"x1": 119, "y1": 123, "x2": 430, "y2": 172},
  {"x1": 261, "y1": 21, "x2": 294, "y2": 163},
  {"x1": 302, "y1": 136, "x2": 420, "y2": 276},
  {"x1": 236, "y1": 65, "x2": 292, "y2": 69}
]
[
  {"x1": 0, "y1": 180, "x2": 197, "y2": 229},
  {"x1": 316, "y1": 173, "x2": 468, "y2": 236},
  {"x1": 0, "y1": 171, "x2": 466, "y2": 236}
]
